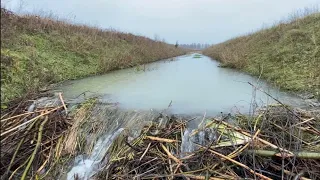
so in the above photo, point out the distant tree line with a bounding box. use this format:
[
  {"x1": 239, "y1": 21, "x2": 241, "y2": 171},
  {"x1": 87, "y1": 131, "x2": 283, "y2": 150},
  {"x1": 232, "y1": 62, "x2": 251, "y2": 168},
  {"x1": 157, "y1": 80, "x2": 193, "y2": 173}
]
[{"x1": 179, "y1": 43, "x2": 211, "y2": 50}]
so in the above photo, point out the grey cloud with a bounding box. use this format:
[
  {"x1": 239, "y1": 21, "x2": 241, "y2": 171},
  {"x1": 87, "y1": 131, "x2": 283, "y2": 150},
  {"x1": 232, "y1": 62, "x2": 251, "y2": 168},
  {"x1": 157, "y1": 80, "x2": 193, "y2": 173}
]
[{"x1": 3, "y1": 0, "x2": 319, "y2": 44}]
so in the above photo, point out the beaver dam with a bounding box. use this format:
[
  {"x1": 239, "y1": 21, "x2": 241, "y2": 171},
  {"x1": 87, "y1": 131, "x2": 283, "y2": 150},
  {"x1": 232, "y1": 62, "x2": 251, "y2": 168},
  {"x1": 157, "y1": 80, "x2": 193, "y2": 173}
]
[{"x1": 1, "y1": 91, "x2": 320, "y2": 180}]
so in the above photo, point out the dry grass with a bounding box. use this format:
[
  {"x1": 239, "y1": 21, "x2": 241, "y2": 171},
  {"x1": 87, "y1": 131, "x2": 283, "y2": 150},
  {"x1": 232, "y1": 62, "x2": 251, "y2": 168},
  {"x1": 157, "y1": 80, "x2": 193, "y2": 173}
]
[
  {"x1": 0, "y1": 8, "x2": 186, "y2": 104},
  {"x1": 203, "y1": 8, "x2": 320, "y2": 99}
]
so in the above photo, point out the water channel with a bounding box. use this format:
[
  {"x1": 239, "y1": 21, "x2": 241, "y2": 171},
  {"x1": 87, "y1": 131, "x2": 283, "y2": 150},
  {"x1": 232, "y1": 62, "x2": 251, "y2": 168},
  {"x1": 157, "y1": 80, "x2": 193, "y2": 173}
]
[{"x1": 57, "y1": 53, "x2": 305, "y2": 115}]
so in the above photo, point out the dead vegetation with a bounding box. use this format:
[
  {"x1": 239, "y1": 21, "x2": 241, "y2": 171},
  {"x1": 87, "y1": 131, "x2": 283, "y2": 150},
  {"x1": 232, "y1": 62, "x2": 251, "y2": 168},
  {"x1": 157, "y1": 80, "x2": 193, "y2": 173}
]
[
  {"x1": 0, "y1": 93, "x2": 70, "y2": 180},
  {"x1": 1, "y1": 93, "x2": 319, "y2": 179},
  {"x1": 95, "y1": 106, "x2": 320, "y2": 179}
]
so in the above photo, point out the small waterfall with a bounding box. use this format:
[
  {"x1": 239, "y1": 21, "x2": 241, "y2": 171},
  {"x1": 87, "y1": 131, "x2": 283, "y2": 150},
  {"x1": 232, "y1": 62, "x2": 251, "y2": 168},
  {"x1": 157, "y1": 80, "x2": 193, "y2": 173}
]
[
  {"x1": 198, "y1": 130, "x2": 205, "y2": 145},
  {"x1": 180, "y1": 126, "x2": 218, "y2": 157},
  {"x1": 207, "y1": 128, "x2": 217, "y2": 142},
  {"x1": 180, "y1": 129, "x2": 191, "y2": 156},
  {"x1": 181, "y1": 129, "x2": 199, "y2": 157},
  {"x1": 67, "y1": 128, "x2": 124, "y2": 180}
]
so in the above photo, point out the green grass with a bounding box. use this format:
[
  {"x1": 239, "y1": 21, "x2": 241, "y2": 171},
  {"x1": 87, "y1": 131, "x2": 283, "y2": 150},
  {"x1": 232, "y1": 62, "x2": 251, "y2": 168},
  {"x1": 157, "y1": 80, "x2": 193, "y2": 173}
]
[
  {"x1": 203, "y1": 12, "x2": 320, "y2": 99},
  {"x1": 0, "y1": 9, "x2": 186, "y2": 103}
]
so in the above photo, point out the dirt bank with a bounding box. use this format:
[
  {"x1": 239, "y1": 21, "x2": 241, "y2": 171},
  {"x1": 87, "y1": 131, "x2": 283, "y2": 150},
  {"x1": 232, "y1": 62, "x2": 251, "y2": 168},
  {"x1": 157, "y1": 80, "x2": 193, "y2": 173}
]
[{"x1": 1, "y1": 8, "x2": 186, "y2": 105}]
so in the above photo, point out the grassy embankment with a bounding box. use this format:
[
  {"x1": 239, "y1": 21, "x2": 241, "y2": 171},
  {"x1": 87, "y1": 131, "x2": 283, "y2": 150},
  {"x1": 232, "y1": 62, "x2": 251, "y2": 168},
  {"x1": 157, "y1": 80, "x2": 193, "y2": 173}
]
[
  {"x1": 0, "y1": 8, "x2": 186, "y2": 105},
  {"x1": 203, "y1": 12, "x2": 320, "y2": 99}
]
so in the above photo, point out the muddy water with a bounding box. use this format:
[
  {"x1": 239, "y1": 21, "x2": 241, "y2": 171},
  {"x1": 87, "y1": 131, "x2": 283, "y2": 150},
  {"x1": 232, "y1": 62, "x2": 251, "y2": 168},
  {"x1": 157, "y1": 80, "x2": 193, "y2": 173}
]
[
  {"x1": 57, "y1": 54, "x2": 305, "y2": 115},
  {"x1": 57, "y1": 53, "x2": 304, "y2": 115}
]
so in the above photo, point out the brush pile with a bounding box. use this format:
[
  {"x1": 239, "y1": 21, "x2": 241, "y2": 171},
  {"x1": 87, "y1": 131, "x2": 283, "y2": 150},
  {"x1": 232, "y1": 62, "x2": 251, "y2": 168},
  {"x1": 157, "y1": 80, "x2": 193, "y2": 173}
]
[
  {"x1": 1, "y1": 93, "x2": 320, "y2": 180},
  {"x1": 98, "y1": 105, "x2": 320, "y2": 180},
  {"x1": 0, "y1": 93, "x2": 70, "y2": 180}
]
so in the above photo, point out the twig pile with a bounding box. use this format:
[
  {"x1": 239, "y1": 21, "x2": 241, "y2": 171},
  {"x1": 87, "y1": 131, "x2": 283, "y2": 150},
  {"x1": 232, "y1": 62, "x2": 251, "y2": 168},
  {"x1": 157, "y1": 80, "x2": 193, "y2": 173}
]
[
  {"x1": 98, "y1": 106, "x2": 320, "y2": 180},
  {"x1": 0, "y1": 94, "x2": 71, "y2": 180},
  {"x1": 1, "y1": 94, "x2": 319, "y2": 179}
]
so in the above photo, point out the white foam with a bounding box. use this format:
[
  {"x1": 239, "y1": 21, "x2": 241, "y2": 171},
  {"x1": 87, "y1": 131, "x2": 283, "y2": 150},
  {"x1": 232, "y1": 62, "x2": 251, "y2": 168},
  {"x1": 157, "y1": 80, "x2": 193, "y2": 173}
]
[{"x1": 67, "y1": 128, "x2": 124, "y2": 180}]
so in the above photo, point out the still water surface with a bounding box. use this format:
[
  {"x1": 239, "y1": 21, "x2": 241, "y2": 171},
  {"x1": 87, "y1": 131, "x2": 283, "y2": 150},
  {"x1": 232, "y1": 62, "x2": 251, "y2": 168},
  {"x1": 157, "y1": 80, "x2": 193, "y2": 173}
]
[{"x1": 57, "y1": 54, "x2": 304, "y2": 115}]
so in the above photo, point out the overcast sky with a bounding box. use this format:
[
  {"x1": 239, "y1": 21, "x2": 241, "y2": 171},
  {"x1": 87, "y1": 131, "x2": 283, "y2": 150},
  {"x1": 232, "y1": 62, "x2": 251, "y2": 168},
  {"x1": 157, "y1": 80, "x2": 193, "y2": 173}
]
[{"x1": 3, "y1": 0, "x2": 319, "y2": 44}]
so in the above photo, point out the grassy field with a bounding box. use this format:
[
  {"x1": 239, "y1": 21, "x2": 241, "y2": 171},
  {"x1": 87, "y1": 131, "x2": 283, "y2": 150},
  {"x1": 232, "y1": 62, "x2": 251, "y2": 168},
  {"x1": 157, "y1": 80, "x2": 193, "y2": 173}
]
[
  {"x1": 203, "y1": 12, "x2": 320, "y2": 100},
  {"x1": 0, "y1": 8, "x2": 186, "y2": 104}
]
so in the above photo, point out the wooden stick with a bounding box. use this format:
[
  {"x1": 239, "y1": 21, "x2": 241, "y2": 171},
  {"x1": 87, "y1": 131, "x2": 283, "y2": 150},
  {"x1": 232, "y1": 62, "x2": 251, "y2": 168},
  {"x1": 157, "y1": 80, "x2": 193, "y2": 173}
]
[
  {"x1": 9, "y1": 156, "x2": 31, "y2": 180},
  {"x1": 1, "y1": 112, "x2": 35, "y2": 122},
  {"x1": 146, "y1": 136, "x2": 177, "y2": 143},
  {"x1": 291, "y1": 118, "x2": 314, "y2": 127},
  {"x1": 54, "y1": 135, "x2": 64, "y2": 159},
  {"x1": 168, "y1": 158, "x2": 173, "y2": 180},
  {"x1": 182, "y1": 174, "x2": 226, "y2": 180},
  {"x1": 58, "y1": 92, "x2": 68, "y2": 115},
  {"x1": 247, "y1": 150, "x2": 320, "y2": 159},
  {"x1": 161, "y1": 144, "x2": 181, "y2": 164},
  {"x1": 37, "y1": 158, "x2": 49, "y2": 174},
  {"x1": 308, "y1": 125, "x2": 320, "y2": 135},
  {"x1": 207, "y1": 148, "x2": 272, "y2": 180},
  {"x1": 1, "y1": 106, "x2": 62, "y2": 136},
  {"x1": 21, "y1": 116, "x2": 48, "y2": 180},
  {"x1": 1, "y1": 112, "x2": 10, "y2": 119},
  {"x1": 227, "y1": 145, "x2": 244, "y2": 158},
  {"x1": 198, "y1": 111, "x2": 207, "y2": 130},
  {"x1": 139, "y1": 143, "x2": 151, "y2": 161}
]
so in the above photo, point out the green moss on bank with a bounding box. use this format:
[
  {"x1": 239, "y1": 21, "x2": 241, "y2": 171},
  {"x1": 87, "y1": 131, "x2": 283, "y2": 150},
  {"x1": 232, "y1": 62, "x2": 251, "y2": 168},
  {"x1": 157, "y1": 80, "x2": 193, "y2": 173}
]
[
  {"x1": 203, "y1": 13, "x2": 320, "y2": 99},
  {"x1": 0, "y1": 9, "x2": 186, "y2": 103}
]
